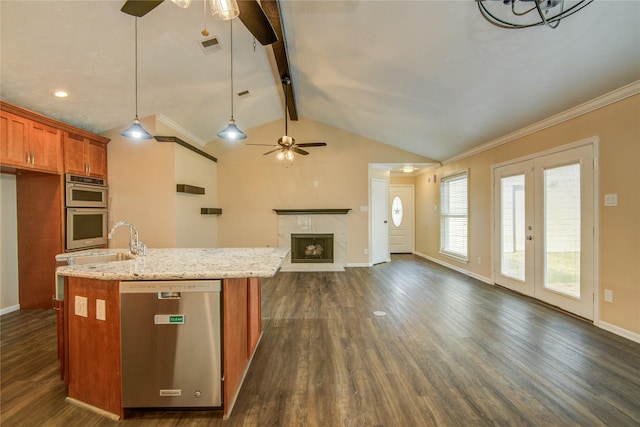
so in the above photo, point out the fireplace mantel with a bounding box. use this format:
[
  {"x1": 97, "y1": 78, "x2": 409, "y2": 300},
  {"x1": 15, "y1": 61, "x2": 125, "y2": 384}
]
[{"x1": 273, "y1": 208, "x2": 351, "y2": 215}]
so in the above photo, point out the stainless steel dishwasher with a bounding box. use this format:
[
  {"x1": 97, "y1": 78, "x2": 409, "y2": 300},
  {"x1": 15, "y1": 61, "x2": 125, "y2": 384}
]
[{"x1": 120, "y1": 280, "x2": 222, "y2": 408}]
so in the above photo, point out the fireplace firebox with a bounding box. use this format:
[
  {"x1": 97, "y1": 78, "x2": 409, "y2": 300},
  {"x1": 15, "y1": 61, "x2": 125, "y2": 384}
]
[{"x1": 291, "y1": 234, "x2": 334, "y2": 263}]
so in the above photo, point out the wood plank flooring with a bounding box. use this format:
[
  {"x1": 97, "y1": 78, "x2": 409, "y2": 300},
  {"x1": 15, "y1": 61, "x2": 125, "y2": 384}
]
[{"x1": 2, "y1": 254, "x2": 640, "y2": 426}]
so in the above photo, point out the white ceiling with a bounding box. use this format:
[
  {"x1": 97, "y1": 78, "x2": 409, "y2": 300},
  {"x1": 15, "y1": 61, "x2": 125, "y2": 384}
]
[{"x1": 1, "y1": 1, "x2": 639, "y2": 161}]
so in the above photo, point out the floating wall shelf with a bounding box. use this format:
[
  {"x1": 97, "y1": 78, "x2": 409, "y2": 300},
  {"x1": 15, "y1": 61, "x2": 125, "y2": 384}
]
[
  {"x1": 201, "y1": 208, "x2": 222, "y2": 215},
  {"x1": 176, "y1": 184, "x2": 205, "y2": 195}
]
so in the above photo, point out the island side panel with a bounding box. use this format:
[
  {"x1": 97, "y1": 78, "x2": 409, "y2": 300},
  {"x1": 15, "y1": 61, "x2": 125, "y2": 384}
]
[
  {"x1": 67, "y1": 277, "x2": 122, "y2": 418},
  {"x1": 247, "y1": 278, "x2": 262, "y2": 357},
  {"x1": 222, "y1": 278, "x2": 249, "y2": 417}
]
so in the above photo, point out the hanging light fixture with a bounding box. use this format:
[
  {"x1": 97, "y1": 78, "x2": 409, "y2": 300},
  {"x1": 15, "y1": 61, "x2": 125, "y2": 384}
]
[
  {"x1": 217, "y1": 19, "x2": 247, "y2": 141},
  {"x1": 121, "y1": 17, "x2": 153, "y2": 140},
  {"x1": 171, "y1": 0, "x2": 239, "y2": 20},
  {"x1": 476, "y1": 0, "x2": 593, "y2": 29},
  {"x1": 210, "y1": 0, "x2": 240, "y2": 20}
]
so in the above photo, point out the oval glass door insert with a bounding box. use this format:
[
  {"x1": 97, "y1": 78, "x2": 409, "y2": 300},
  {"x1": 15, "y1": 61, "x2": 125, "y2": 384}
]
[{"x1": 391, "y1": 196, "x2": 403, "y2": 227}]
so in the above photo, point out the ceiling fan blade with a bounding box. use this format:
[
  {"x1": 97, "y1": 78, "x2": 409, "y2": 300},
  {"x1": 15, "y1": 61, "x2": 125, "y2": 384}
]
[
  {"x1": 238, "y1": 1, "x2": 278, "y2": 46},
  {"x1": 296, "y1": 142, "x2": 327, "y2": 148},
  {"x1": 263, "y1": 148, "x2": 282, "y2": 155},
  {"x1": 121, "y1": 0, "x2": 164, "y2": 17},
  {"x1": 292, "y1": 148, "x2": 309, "y2": 155}
]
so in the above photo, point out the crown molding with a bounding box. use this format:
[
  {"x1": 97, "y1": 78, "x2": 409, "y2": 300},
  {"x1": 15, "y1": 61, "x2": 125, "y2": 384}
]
[
  {"x1": 444, "y1": 80, "x2": 640, "y2": 164},
  {"x1": 156, "y1": 113, "x2": 207, "y2": 147}
]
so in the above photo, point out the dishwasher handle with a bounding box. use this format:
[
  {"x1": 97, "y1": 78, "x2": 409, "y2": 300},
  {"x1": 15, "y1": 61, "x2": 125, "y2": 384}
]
[{"x1": 158, "y1": 292, "x2": 181, "y2": 299}]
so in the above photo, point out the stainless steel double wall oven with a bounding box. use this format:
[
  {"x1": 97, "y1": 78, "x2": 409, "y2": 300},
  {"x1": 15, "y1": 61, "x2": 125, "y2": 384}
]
[{"x1": 65, "y1": 174, "x2": 108, "y2": 251}]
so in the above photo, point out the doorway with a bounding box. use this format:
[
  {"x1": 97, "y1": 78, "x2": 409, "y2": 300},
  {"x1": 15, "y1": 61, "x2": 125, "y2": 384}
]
[
  {"x1": 389, "y1": 185, "x2": 415, "y2": 253},
  {"x1": 493, "y1": 143, "x2": 595, "y2": 319},
  {"x1": 371, "y1": 178, "x2": 389, "y2": 264}
]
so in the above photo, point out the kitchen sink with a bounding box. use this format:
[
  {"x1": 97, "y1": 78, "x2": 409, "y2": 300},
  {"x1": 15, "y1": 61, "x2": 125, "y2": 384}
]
[{"x1": 65, "y1": 252, "x2": 135, "y2": 265}]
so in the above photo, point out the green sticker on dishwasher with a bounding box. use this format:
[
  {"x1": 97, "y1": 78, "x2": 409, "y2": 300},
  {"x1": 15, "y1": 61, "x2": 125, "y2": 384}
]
[{"x1": 154, "y1": 314, "x2": 185, "y2": 324}]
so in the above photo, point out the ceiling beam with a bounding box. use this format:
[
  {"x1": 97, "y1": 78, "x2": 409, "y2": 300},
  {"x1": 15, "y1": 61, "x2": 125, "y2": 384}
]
[{"x1": 260, "y1": 0, "x2": 298, "y2": 121}]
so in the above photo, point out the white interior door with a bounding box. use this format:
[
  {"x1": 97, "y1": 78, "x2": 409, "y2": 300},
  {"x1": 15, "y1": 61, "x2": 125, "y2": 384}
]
[
  {"x1": 371, "y1": 178, "x2": 389, "y2": 264},
  {"x1": 494, "y1": 144, "x2": 595, "y2": 319},
  {"x1": 389, "y1": 185, "x2": 414, "y2": 253}
]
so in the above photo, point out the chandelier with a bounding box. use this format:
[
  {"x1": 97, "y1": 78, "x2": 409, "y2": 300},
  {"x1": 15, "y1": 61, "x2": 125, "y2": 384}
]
[{"x1": 476, "y1": 0, "x2": 593, "y2": 29}]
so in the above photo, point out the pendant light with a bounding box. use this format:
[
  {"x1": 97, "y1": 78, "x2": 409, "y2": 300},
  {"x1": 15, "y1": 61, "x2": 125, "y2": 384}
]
[
  {"x1": 121, "y1": 17, "x2": 153, "y2": 140},
  {"x1": 217, "y1": 19, "x2": 247, "y2": 141}
]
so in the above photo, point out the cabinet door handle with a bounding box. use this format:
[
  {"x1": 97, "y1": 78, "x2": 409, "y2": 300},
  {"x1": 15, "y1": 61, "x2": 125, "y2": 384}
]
[
  {"x1": 31, "y1": 152, "x2": 35, "y2": 164},
  {"x1": 26, "y1": 152, "x2": 30, "y2": 164}
]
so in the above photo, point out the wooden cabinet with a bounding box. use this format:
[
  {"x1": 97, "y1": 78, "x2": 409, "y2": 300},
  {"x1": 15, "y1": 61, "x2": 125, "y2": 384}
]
[
  {"x1": 0, "y1": 110, "x2": 62, "y2": 173},
  {"x1": 63, "y1": 132, "x2": 108, "y2": 178}
]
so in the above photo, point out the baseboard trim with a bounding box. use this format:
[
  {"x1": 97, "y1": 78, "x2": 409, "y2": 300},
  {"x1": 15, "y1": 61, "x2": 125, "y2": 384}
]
[
  {"x1": 413, "y1": 251, "x2": 493, "y2": 285},
  {"x1": 597, "y1": 321, "x2": 640, "y2": 344},
  {"x1": 346, "y1": 262, "x2": 373, "y2": 268},
  {"x1": 65, "y1": 397, "x2": 120, "y2": 421},
  {"x1": 0, "y1": 305, "x2": 20, "y2": 316}
]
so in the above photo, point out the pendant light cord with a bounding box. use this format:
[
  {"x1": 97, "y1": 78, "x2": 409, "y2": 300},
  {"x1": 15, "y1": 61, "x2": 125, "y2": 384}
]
[
  {"x1": 135, "y1": 17, "x2": 139, "y2": 118},
  {"x1": 230, "y1": 19, "x2": 234, "y2": 118}
]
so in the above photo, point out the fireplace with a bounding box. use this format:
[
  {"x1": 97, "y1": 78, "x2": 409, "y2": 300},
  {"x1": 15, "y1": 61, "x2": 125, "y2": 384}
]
[{"x1": 291, "y1": 234, "x2": 334, "y2": 263}]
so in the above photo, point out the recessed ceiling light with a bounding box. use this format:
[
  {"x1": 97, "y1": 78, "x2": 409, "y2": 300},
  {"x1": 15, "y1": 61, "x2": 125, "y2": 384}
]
[
  {"x1": 402, "y1": 166, "x2": 414, "y2": 173},
  {"x1": 53, "y1": 90, "x2": 69, "y2": 98}
]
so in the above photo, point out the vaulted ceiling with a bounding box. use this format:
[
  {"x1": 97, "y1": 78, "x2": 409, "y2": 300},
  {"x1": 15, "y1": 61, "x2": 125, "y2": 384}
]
[{"x1": 1, "y1": 1, "x2": 639, "y2": 161}]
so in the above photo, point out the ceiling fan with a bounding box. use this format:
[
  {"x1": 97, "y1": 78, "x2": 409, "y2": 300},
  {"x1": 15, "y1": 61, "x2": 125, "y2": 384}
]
[
  {"x1": 120, "y1": 0, "x2": 278, "y2": 45},
  {"x1": 248, "y1": 77, "x2": 327, "y2": 161}
]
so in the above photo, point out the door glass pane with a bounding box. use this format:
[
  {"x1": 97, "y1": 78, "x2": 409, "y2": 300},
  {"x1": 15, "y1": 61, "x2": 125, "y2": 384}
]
[
  {"x1": 391, "y1": 196, "x2": 403, "y2": 227},
  {"x1": 501, "y1": 174, "x2": 525, "y2": 281},
  {"x1": 544, "y1": 163, "x2": 581, "y2": 298}
]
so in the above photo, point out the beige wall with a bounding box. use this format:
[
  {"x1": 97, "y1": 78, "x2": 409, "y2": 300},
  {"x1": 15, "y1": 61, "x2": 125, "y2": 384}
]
[
  {"x1": 174, "y1": 144, "x2": 218, "y2": 248},
  {"x1": 208, "y1": 117, "x2": 433, "y2": 264},
  {"x1": 415, "y1": 94, "x2": 640, "y2": 335},
  {"x1": 390, "y1": 175, "x2": 416, "y2": 185},
  {"x1": 106, "y1": 115, "x2": 219, "y2": 249},
  {"x1": 0, "y1": 173, "x2": 19, "y2": 312}
]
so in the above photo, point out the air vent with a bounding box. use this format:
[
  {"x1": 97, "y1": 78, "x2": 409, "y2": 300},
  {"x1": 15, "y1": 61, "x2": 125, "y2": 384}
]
[
  {"x1": 237, "y1": 90, "x2": 250, "y2": 97},
  {"x1": 199, "y1": 36, "x2": 220, "y2": 55}
]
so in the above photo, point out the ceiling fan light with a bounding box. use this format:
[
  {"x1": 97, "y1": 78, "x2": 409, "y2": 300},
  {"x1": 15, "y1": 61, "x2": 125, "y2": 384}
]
[
  {"x1": 121, "y1": 117, "x2": 153, "y2": 140},
  {"x1": 285, "y1": 150, "x2": 294, "y2": 161},
  {"x1": 217, "y1": 117, "x2": 247, "y2": 140},
  {"x1": 276, "y1": 151, "x2": 285, "y2": 161},
  {"x1": 211, "y1": 0, "x2": 240, "y2": 20},
  {"x1": 171, "y1": 0, "x2": 192, "y2": 8}
]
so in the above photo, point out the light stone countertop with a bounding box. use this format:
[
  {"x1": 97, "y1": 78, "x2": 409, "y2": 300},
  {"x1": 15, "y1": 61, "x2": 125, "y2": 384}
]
[{"x1": 55, "y1": 248, "x2": 289, "y2": 281}]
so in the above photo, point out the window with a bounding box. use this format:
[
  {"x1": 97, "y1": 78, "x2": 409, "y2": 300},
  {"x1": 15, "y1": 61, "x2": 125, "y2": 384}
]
[{"x1": 440, "y1": 171, "x2": 468, "y2": 261}]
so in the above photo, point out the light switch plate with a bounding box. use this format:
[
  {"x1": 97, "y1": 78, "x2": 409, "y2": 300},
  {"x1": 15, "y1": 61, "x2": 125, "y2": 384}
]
[
  {"x1": 604, "y1": 194, "x2": 618, "y2": 207},
  {"x1": 96, "y1": 299, "x2": 106, "y2": 321}
]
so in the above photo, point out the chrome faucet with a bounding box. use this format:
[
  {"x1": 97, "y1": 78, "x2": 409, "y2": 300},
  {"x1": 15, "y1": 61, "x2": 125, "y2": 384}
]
[{"x1": 108, "y1": 221, "x2": 146, "y2": 256}]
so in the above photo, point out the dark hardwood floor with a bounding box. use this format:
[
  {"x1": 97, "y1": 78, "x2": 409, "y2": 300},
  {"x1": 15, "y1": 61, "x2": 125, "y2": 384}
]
[{"x1": 2, "y1": 255, "x2": 639, "y2": 426}]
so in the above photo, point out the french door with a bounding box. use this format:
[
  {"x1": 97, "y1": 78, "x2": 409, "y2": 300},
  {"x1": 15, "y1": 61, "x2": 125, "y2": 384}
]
[{"x1": 493, "y1": 144, "x2": 595, "y2": 319}]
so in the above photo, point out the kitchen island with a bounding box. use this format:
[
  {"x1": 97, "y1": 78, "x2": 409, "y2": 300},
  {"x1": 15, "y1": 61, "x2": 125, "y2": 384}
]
[{"x1": 55, "y1": 247, "x2": 288, "y2": 420}]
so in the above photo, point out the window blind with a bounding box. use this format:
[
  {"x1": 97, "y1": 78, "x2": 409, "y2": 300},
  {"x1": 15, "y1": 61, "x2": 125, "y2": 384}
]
[{"x1": 440, "y1": 171, "x2": 468, "y2": 260}]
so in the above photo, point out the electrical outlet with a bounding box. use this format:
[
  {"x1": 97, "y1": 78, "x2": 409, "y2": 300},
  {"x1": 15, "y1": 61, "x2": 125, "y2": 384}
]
[
  {"x1": 477, "y1": 257, "x2": 482, "y2": 265},
  {"x1": 96, "y1": 299, "x2": 106, "y2": 321},
  {"x1": 75, "y1": 296, "x2": 88, "y2": 317},
  {"x1": 364, "y1": 248, "x2": 369, "y2": 255},
  {"x1": 604, "y1": 289, "x2": 613, "y2": 303}
]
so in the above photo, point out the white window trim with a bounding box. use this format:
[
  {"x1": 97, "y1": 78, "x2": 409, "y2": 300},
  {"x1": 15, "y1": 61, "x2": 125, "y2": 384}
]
[{"x1": 440, "y1": 169, "x2": 469, "y2": 263}]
